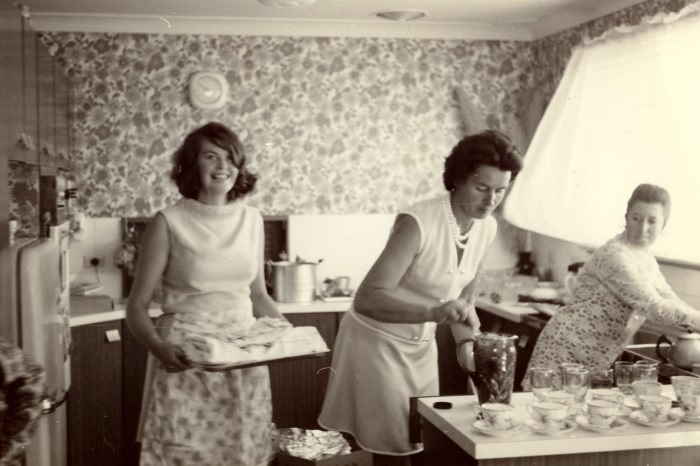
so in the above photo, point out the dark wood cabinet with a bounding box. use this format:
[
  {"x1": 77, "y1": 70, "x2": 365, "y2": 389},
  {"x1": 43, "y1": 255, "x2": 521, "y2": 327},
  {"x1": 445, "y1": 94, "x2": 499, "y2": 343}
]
[
  {"x1": 269, "y1": 312, "x2": 340, "y2": 429},
  {"x1": 68, "y1": 320, "x2": 125, "y2": 466}
]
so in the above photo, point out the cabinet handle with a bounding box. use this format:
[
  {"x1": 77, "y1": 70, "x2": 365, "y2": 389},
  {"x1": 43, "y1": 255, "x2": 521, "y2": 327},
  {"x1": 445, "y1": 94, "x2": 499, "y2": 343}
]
[
  {"x1": 41, "y1": 144, "x2": 56, "y2": 157},
  {"x1": 16, "y1": 132, "x2": 36, "y2": 151},
  {"x1": 105, "y1": 329, "x2": 121, "y2": 342},
  {"x1": 41, "y1": 389, "x2": 67, "y2": 414}
]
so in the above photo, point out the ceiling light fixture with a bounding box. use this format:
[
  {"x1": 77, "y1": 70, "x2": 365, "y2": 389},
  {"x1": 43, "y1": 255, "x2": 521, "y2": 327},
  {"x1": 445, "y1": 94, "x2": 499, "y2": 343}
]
[
  {"x1": 374, "y1": 10, "x2": 426, "y2": 22},
  {"x1": 258, "y1": 0, "x2": 318, "y2": 7}
]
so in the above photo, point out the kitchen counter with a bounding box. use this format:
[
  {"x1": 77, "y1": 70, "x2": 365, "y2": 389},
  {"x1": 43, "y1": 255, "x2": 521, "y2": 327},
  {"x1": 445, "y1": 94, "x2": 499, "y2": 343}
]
[
  {"x1": 69, "y1": 296, "x2": 546, "y2": 328},
  {"x1": 69, "y1": 297, "x2": 353, "y2": 327},
  {"x1": 418, "y1": 386, "x2": 700, "y2": 465},
  {"x1": 474, "y1": 298, "x2": 539, "y2": 323}
]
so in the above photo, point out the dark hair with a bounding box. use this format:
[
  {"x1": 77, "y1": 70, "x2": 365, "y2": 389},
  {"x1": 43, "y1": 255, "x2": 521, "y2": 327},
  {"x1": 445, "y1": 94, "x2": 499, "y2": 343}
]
[
  {"x1": 626, "y1": 183, "x2": 671, "y2": 224},
  {"x1": 442, "y1": 129, "x2": 523, "y2": 191},
  {"x1": 171, "y1": 122, "x2": 257, "y2": 201}
]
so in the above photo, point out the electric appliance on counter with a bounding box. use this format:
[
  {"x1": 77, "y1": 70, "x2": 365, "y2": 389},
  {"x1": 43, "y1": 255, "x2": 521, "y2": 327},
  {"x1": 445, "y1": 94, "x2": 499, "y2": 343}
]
[{"x1": 8, "y1": 221, "x2": 72, "y2": 466}]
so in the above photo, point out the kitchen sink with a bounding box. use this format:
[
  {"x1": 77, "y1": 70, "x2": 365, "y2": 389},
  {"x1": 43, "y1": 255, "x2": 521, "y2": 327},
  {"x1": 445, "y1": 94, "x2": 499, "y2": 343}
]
[{"x1": 621, "y1": 343, "x2": 698, "y2": 382}]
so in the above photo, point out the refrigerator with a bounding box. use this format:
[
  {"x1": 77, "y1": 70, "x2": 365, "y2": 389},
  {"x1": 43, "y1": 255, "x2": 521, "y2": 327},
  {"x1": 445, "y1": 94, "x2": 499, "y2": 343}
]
[{"x1": 10, "y1": 221, "x2": 72, "y2": 466}]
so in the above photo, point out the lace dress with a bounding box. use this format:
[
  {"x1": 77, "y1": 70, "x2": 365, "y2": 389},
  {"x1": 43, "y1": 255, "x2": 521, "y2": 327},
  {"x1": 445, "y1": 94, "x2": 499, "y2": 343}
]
[
  {"x1": 524, "y1": 234, "x2": 700, "y2": 390},
  {"x1": 138, "y1": 198, "x2": 273, "y2": 466}
]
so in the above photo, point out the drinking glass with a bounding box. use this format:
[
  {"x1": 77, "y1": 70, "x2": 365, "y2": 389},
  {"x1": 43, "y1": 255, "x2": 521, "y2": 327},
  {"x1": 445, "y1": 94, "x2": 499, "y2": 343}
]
[
  {"x1": 614, "y1": 361, "x2": 635, "y2": 395},
  {"x1": 559, "y1": 362, "x2": 584, "y2": 382},
  {"x1": 590, "y1": 367, "x2": 615, "y2": 389},
  {"x1": 633, "y1": 361, "x2": 659, "y2": 382},
  {"x1": 563, "y1": 367, "x2": 590, "y2": 403},
  {"x1": 530, "y1": 367, "x2": 554, "y2": 401}
]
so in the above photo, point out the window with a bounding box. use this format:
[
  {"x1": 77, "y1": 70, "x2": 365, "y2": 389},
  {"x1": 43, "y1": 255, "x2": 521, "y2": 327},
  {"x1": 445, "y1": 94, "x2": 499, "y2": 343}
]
[{"x1": 504, "y1": 4, "x2": 700, "y2": 265}]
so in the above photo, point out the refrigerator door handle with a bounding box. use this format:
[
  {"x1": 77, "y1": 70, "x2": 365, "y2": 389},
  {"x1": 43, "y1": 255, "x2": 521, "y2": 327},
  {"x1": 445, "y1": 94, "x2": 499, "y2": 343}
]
[{"x1": 41, "y1": 388, "x2": 68, "y2": 415}]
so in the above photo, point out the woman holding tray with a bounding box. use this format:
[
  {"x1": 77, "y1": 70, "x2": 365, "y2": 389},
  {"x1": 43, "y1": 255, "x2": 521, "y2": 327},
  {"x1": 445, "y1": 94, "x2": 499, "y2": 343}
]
[{"x1": 127, "y1": 122, "x2": 286, "y2": 466}]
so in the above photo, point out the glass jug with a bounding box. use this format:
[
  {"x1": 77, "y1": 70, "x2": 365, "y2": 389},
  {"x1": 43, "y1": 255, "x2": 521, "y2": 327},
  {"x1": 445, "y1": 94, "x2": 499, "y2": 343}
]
[{"x1": 456, "y1": 332, "x2": 518, "y2": 404}]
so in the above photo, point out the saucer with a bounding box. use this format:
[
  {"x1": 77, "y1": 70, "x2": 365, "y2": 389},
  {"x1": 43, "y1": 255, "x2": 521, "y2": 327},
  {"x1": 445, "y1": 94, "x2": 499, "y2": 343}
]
[
  {"x1": 575, "y1": 415, "x2": 629, "y2": 433},
  {"x1": 680, "y1": 413, "x2": 700, "y2": 423},
  {"x1": 623, "y1": 398, "x2": 641, "y2": 410},
  {"x1": 472, "y1": 420, "x2": 525, "y2": 438},
  {"x1": 629, "y1": 410, "x2": 681, "y2": 428},
  {"x1": 525, "y1": 419, "x2": 577, "y2": 436}
]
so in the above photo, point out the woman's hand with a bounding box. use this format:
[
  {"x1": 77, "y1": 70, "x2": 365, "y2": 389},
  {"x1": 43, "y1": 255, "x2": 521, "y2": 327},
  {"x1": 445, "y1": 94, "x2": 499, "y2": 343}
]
[
  {"x1": 429, "y1": 299, "x2": 475, "y2": 325},
  {"x1": 151, "y1": 340, "x2": 191, "y2": 373}
]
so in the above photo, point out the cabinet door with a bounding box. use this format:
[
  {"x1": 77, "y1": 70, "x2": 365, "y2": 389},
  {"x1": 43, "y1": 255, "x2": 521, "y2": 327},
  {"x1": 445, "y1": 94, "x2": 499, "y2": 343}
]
[
  {"x1": 37, "y1": 39, "x2": 56, "y2": 167},
  {"x1": 18, "y1": 16, "x2": 38, "y2": 164},
  {"x1": 269, "y1": 312, "x2": 338, "y2": 429},
  {"x1": 68, "y1": 321, "x2": 124, "y2": 466},
  {"x1": 1, "y1": 2, "x2": 23, "y2": 162},
  {"x1": 54, "y1": 65, "x2": 69, "y2": 170},
  {"x1": 122, "y1": 322, "x2": 150, "y2": 466}
]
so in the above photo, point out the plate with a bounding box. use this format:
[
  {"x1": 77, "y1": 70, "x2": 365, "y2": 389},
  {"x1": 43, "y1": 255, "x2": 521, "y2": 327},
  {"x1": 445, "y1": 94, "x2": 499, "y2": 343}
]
[
  {"x1": 318, "y1": 295, "x2": 354, "y2": 302},
  {"x1": 629, "y1": 410, "x2": 681, "y2": 428},
  {"x1": 472, "y1": 419, "x2": 526, "y2": 438},
  {"x1": 525, "y1": 419, "x2": 577, "y2": 436},
  {"x1": 575, "y1": 415, "x2": 629, "y2": 433}
]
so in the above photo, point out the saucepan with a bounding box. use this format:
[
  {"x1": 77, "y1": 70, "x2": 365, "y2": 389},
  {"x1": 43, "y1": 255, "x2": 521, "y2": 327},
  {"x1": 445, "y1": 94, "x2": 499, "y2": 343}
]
[{"x1": 267, "y1": 257, "x2": 323, "y2": 303}]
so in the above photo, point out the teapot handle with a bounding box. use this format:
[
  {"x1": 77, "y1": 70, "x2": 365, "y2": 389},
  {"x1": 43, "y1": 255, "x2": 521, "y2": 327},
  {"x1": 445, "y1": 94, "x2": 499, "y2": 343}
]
[
  {"x1": 455, "y1": 338, "x2": 475, "y2": 377},
  {"x1": 655, "y1": 334, "x2": 672, "y2": 363}
]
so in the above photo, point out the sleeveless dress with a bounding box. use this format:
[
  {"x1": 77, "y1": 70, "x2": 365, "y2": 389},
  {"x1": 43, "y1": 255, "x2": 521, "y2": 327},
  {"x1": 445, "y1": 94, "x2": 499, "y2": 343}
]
[
  {"x1": 138, "y1": 198, "x2": 273, "y2": 466},
  {"x1": 523, "y1": 234, "x2": 700, "y2": 390},
  {"x1": 317, "y1": 194, "x2": 497, "y2": 456}
]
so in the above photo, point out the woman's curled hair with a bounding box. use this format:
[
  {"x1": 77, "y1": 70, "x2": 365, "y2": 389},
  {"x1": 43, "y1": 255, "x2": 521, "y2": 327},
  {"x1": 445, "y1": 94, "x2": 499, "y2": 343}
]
[
  {"x1": 443, "y1": 129, "x2": 523, "y2": 191},
  {"x1": 171, "y1": 122, "x2": 257, "y2": 201}
]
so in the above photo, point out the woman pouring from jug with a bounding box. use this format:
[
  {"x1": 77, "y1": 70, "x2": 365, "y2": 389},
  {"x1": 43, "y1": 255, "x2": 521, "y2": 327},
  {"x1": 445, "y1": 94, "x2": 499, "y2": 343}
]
[
  {"x1": 524, "y1": 183, "x2": 700, "y2": 390},
  {"x1": 318, "y1": 130, "x2": 523, "y2": 466}
]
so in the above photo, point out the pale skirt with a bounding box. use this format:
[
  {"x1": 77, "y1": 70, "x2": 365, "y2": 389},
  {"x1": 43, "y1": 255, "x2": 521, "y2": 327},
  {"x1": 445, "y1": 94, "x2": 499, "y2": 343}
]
[{"x1": 317, "y1": 309, "x2": 438, "y2": 456}]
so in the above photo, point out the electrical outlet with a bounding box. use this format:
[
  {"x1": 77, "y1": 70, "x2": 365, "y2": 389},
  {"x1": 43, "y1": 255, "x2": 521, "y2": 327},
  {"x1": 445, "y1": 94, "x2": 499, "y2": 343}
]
[{"x1": 83, "y1": 255, "x2": 106, "y2": 268}]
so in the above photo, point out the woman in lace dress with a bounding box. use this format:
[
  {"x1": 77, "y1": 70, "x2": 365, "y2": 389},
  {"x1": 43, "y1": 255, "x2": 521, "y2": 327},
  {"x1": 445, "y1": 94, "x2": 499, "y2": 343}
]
[
  {"x1": 524, "y1": 184, "x2": 700, "y2": 390},
  {"x1": 318, "y1": 130, "x2": 523, "y2": 466},
  {"x1": 127, "y1": 122, "x2": 286, "y2": 465}
]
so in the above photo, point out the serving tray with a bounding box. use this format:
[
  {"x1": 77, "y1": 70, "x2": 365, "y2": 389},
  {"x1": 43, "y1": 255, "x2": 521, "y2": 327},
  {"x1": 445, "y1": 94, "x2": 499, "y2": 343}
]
[{"x1": 189, "y1": 349, "x2": 330, "y2": 372}]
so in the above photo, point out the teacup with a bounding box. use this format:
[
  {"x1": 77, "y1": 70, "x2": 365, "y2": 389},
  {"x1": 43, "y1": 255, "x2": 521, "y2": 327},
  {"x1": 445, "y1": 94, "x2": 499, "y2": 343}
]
[
  {"x1": 632, "y1": 381, "x2": 663, "y2": 400},
  {"x1": 590, "y1": 388, "x2": 624, "y2": 405},
  {"x1": 671, "y1": 376, "x2": 700, "y2": 419},
  {"x1": 479, "y1": 403, "x2": 515, "y2": 430},
  {"x1": 528, "y1": 401, "x2": 568, "y2": 429},
  {"x1": 586, "y1": 399, "x2": 619, "y2": 427},
  {"x1": 542, "y1": 390, "x2": 577, "y2": 416},
  {"x1": 638, "y1": 394, "x2": 672, "y2": 423}
]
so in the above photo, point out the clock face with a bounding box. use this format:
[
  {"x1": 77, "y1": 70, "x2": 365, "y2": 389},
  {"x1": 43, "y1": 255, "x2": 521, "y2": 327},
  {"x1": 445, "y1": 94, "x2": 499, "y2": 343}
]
[{"x1": 189, "y1": 72, "x2": 228, "y2": 109}]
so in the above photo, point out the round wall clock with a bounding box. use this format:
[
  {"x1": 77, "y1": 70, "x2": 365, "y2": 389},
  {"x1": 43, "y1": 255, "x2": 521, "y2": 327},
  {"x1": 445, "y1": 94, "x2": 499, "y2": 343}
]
[{"x1": 188, "y1": 71, "x2": 229, "y2": 110}]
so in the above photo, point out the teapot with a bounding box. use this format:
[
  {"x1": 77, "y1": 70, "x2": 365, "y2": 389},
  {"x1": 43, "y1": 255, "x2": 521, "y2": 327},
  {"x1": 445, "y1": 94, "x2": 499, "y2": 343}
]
[{"x1": 656, "y1": 329, "x2": 700, "y2": 369}]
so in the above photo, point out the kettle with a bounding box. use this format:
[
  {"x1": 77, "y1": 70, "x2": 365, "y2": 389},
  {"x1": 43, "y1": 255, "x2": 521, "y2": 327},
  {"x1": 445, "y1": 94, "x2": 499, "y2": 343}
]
[
  {"x1": 656, "y1": 329, "x2": 700, "y2": 369},
  {"x1": 563, "y1": 262, "x2": 585, "y2": 295}
]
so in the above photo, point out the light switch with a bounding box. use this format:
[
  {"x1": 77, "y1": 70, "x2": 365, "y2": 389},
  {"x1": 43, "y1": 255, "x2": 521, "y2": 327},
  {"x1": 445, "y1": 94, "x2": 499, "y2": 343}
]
[{"x1": 105, "y1": 329, "x2": 121, "y2": 342}]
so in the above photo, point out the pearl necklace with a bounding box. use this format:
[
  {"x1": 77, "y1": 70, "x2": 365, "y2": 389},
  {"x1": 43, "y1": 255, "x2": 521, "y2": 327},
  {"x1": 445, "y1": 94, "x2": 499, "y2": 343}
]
[{"x1": 444, "y1": 194, "x2": 472, "y2": 249}]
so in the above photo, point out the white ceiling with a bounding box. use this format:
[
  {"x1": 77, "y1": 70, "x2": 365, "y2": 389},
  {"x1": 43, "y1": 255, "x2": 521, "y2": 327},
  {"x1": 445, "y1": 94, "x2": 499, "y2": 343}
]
[{"x1": 21, "y1": 0, "x2": 647, "y2": 40}]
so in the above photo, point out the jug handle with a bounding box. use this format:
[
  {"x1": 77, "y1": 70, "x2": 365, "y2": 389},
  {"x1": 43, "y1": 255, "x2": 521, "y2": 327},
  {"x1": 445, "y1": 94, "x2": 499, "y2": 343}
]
[
  {"x1": 655, "y1": 334, "x2": 672, "y2": 363},
  {"x1": 455, "y1": 338, "x2": 475, "y2": 377}
]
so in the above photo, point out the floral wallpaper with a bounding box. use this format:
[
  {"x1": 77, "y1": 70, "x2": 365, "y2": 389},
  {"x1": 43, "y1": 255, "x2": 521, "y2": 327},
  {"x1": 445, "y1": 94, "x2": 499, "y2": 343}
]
[
  {"x1": 8, "y1": 162, "x2": 39, "y2": 238},
  {"x1": 41, "y1": 34, "x2": 534, "y2": 217},
  {"x1": 9, "y1": 0, "x2": 694, "y2": 224}
]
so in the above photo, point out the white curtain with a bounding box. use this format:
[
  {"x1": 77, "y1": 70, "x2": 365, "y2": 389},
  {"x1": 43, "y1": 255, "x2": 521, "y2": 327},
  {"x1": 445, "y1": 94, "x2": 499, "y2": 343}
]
[{"x1": 504, "y1": 3, "x2": 700, "y2": 265}]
